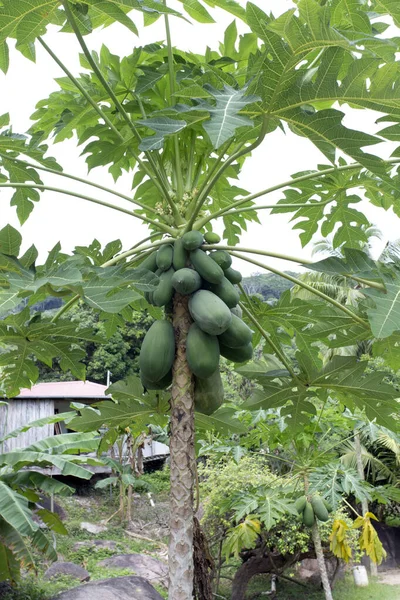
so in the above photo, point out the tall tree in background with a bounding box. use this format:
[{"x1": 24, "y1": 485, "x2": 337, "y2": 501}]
[{"x1": 2, "y1": 1, "x2": 400, "y2": 597}]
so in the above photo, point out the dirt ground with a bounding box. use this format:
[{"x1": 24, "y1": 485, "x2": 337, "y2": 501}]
[{"x1": 379, "y1": 570, "x2": 400, "y2": 586}]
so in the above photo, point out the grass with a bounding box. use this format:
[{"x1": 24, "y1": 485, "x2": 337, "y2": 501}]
[{"x1": 217, "y1": 573, "x2": 400, "y2": 599}]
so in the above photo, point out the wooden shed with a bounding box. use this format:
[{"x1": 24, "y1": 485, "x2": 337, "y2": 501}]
[
  {"x1": 0, "y1": 381, "x2": 109, "y2": 452},
  {"x1": 0, "y1": 381, "x2": 170, "y2": 469}
]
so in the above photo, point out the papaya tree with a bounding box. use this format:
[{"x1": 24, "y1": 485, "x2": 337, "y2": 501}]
[{"x1": 1, "y1": 1, "x2": 400, "y2": 598}]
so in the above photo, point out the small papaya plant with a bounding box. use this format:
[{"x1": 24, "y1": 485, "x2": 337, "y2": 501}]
[{"x1": 2, "y1": 1, "x2": 400, "y2": 598}]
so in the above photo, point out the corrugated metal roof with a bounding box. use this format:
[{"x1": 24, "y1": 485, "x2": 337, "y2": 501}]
[{"x1": 17, "y1": 381, "x2": 109, "y2": 399}]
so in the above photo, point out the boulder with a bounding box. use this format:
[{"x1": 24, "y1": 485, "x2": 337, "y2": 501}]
[
  {"x1": 80, "y1": 522, "x2": 107, "y2": 534},
  {"x1": 98, "y1": 553, "x2": 168, "y2": 586},
  {"x1": 44, "y1": 562, "x2": 90, "y2": 582},
  {"x1": 72, "y1": 540, "x2": 117, "y2": 552},
  {"x1": 297, "y1": 557, "x2": 342, "y2": 586},
  {"x1": 51, "y1": 576, "x2": 164, "y2": 600}
]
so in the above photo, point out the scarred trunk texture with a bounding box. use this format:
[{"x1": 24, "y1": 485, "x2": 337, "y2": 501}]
[
  {"x1": 169, "y1": 293, "x2": 195, "y2": 599},
  {"x1": 312, "y1": 522, "x2": 334, "y2": 600}
]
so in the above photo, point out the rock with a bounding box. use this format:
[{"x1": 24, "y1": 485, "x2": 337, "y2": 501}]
[
  {"x1": 98, "y1": 553, "x2": 168, "y2": 586},
  {"x1": 80, "y1": 521, "x2": 107, "y2": 534},
  {"x1": 0, "y1": 582, "x2": 13, "y2": 599},
  {"x1": 297, "y1": 557, "x2": 341, "y2": 586},
  {"x1": 44, "y1": 562, "x2": 90, "y2": 582},
  {"x1": 51, "y1": 576, "x2": 164, "y2": 600},
  {"x1": 72, "y1": 540, "x2": 117, "y2": 552}
]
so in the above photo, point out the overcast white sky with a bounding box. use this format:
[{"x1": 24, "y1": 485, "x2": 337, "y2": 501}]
[{"x1": 0, "y1": 0, "x2": 399, "y2": 275}]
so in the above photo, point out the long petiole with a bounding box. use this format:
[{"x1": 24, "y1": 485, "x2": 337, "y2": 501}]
[
  {"x1": 186, "y1": 115, "x2": 269, "y2": 231},
  {"x1": 1, "y1": 183, "x2": 174, "y2": 233},
  {"x1": 231, "y1": 252, "x2": 370, "y2": 328},
  {"x1": 60, "y1": 1, "x2": 172, "y2": 205},
  {"x1": 205, "y1": 245, "x2": 385, "y2": 290},
  {"x1": 204, "y1": 244, "x2": 312, "y2": 265},
  {"x1": 195, "y1": 157, "x2": 400, "y2": 228},
  {"x1": 164, "y1": 6, "x2": 184, "y2": 206},
  {"x1": 0, "y1": 153, "x2": 160, "y2": 217}
]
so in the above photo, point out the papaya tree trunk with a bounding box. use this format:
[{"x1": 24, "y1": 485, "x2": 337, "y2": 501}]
[
  {"x1": 169, "y1": 293, "x2": 195, "y2": 599},
  {"x1": 311, "y1": 522, "x2": 334, "y2": 600},
  {"x1": 354, "y1": 430, "x2": 378, "y2": 577}
]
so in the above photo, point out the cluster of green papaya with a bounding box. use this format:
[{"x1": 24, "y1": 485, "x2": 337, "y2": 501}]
[
  {"x1": 295, "y1": 494, "x2": 332, "y2": 527},
  {"x1": 139, "y1": 230, "x2": 253, "y2": 415}
]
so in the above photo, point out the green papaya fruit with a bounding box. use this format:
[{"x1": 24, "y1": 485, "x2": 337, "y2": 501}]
[
  {"x1": 153, "y1": 268, "x2": 175, "y2": 307},
  {"x1": 156, "y1": 244, "x2": 173, "y2": 271},
  {"x1": 204, "y1": 231, "x2": 221, "y2": 244},
  {"x1": 182, "y1": 231, "x2": 204, "y2": 251},
  {"x1": 209, "y1": 250, "x2": 232, "y2": 271},
  {"x1": 141, "y1": 370, "x2": 172, "y2": 390},
  {"x1": 172, "y1": 268, "x2": 202, "y2": 295},
  {"x1": 302, "y1": 501, "x2": 315, "y2": 527},
  {"x1": 207, "y1": 277, "x2": 240, "y2": 308},
  {"x1": 219, "y1": 342, "x2": 253, "y2": 363},
  {"x1": 190, "y1": 249, "x2": 224, "y2": 284},
  {"x1": 224, "y1": 267, "x2": 242, "y2": 284},
  {"x1": 194, "y1": 369, "x2": 224, "y2": 415},
  {"x1": 231, "y1": 305, "x2": 243, "y2": 318},
  {"x1": 139, "y1": 320, "x2": 175, "y2": 382},
  {"x1": 173, "y1": 238, "x2": 187, "y2": 270},
  {"x1": 322, "y1": 498, "x2": 333, "y2": 513},
  {"x1": 189, "y1": 290, "x2": 232, "y2": 335},
  {"x1": 311, "y1": 495, "x2": 330, "y2": 522},
  {"x1": 186, "y1": 323, "x2": 219, "y2": 379},
  {"x1": 295, "y1": 496, "x2": 307, "y2": 514},
  {"x1": 140, "y1": 250, "x2": 158, "y2": 272}
]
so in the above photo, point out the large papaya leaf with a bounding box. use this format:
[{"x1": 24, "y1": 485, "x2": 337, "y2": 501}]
[
  {"x1": 364, "y1": 274, "x2": 400, "y2": 339},
  {"x1": 198, "y1": 85, "x2": 260, "y2": 149},
  {"x1": 69, "y1": 376, "x2": 170, "y2": 431}
]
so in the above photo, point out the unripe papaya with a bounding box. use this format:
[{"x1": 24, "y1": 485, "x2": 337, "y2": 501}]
[
  {"x1": 153, "y1": 268, "x2": 175, "y2": 307},
  {"x1": 204, "y1": 231, "x2": 221, "y2": 244},
  {"x1": 219, "y1": 342, "x2": 253, "y2": 363},
  {"x1": 189, "y1": 290, "x2": 232, "y2": 335},
  {"x1": 218, "y1": 314, "x2": 252, "y2": 348},
  {"x1": 194, "y1": 369, "x2": 224, "y2": 415},
  {"x1": 207, "y1": 277, "x2": 240, "y2": 309},
  {"x1": 311, "y1": 495, "x2": 329, "y2": 522},
  {"x1": 295, "y1": 496, "x2": 307, "y2": 514},
  {"x1": 172, "y1": 268, "x2": 201, "y2": 295},
  {"x1": 322, "y1": 498, "x2": 333, "y2": 513},
  {"x1": 186, "y1": 324, "x2": 219, "y2": 379},
  {"x1": 141, "y1": 370, "x2": 172, "y2": 391},
  {"x1": 182, "y1": 231, "x2": 204, "y2": 251},
  {"x1": 190, "y1": 249, "x2": 224, "y2": 284},
  {"x1": 173, "y1": 238, "x2": 187, "y2": 270},
  {"x1": 139, "y1": 320, "x2": 175, "y2": 382},
  {"x1": 224, "y1": 267, "x2": 242, "y2": 284},
  {"x1": 209, "y1": 250, "x2": 232, "y2": 271},
  {"x1": 156, "y1": 244, "x2": 173, "y2": 271},
  {"x1": 302, "y1": 502, "x2": 315, "y2": 527},
  {"x1": 231, "y1": 305, "x2": 243, "y2": 318},
  {"x1": 140, "y1": 250, "x2": 158, "y2": 272}
]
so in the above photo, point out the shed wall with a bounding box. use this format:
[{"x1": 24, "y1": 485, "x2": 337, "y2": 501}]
[{"x1": 0, "y1": 399, "x2": 55, "y2": 452}]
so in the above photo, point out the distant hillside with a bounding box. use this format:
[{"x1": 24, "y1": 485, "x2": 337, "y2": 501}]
[{"x1": 242, "y1": 272, "x2": 298, "y2": 301}]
